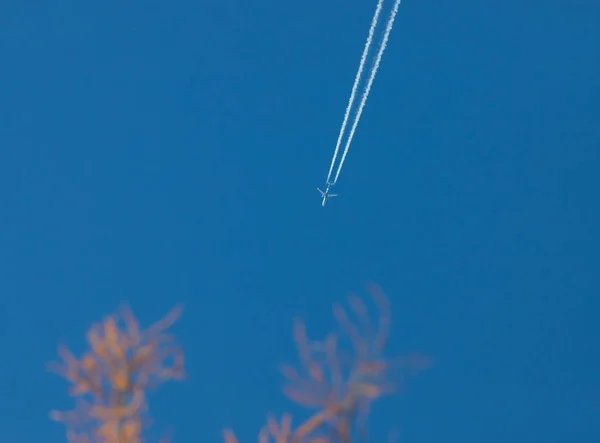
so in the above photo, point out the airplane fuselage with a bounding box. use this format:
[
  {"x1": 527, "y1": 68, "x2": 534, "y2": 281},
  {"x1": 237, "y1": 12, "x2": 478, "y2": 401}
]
[{"x1": 317, "y1": 183, "x2": 337, "y2": 206}]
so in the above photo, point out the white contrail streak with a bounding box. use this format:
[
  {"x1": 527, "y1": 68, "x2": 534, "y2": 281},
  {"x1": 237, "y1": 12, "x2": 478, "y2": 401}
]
[
  {"x1": 332, "y1": 0, "x2": 402, "y2": 184},
  {"x1": 326, "y1": 0, "x2": 385, "y2": 185}
]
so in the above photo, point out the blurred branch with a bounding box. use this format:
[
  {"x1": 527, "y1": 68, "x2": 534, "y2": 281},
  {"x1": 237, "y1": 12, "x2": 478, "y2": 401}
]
[
  {"x1": 226, "y1": 284, "x2": 431, "y2": 443},
  {"x1": 48, "y1": 304, "x2": 185, "y2": 443}
]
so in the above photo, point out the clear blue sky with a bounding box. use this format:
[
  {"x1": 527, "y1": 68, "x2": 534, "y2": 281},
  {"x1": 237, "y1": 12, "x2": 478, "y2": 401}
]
[{"x1": 1, "y1": 0, "x2": 598, "y2": 442}]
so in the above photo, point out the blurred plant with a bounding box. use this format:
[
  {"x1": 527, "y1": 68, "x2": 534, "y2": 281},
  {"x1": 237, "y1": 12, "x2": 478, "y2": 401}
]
[
  {"x1": 224, "y1": 284, "x2": 431, "y2": 443},
  {"x1": 49, "y1": 286, "x2": 427, "y2": 443},
  {"x1": 48, "y1": 304, "x2": 185, "y2": 443}
]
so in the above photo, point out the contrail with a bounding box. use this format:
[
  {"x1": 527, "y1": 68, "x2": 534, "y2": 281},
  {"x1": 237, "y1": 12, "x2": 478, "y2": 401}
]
[
  {"x1": 326, "y1": 0, "x2": 385, "y2": 185},
  {"x1": 332, "y1": 0, "x2": 402, "y2": 185}
]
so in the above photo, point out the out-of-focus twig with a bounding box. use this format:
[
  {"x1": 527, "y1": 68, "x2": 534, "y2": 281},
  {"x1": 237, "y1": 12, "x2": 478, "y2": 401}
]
[
  {"x1": 48, "y1": 304, "x2": 185, "y2": 443},
  {"x1": 225, "y1": 285, "x2": 431, "y2": 443}
]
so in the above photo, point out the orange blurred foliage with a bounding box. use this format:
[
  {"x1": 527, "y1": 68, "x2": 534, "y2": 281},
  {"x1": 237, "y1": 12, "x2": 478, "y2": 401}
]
[
  {"x1": 48, "y1": 304, "x2": 185, "y2": 443},
  {"x1": 224, "y1": 284, "x2": 431, "y2": 443},
  {"x1": 50, "y1": 286, "x2": 428, "y2": 443}
]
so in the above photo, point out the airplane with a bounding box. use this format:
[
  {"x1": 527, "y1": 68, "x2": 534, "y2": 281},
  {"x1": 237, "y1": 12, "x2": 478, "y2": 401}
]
[{"x1": 317, "y1": 183, "x2": 338, "y2": 206}]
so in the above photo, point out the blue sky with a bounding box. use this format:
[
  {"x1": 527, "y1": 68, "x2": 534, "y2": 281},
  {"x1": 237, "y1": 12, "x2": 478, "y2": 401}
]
[{"x1": 0, "y1": 0, "x2": 599, "y2": 442}]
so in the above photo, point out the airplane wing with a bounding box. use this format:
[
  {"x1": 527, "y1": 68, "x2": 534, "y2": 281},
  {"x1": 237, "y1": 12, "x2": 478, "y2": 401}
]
[
  {"x1": 329, "y1": 194, "x2": 338, "y2": 197},
  {"x1": 317, "y1": 188, "x2": 325, "y2": 196}
]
